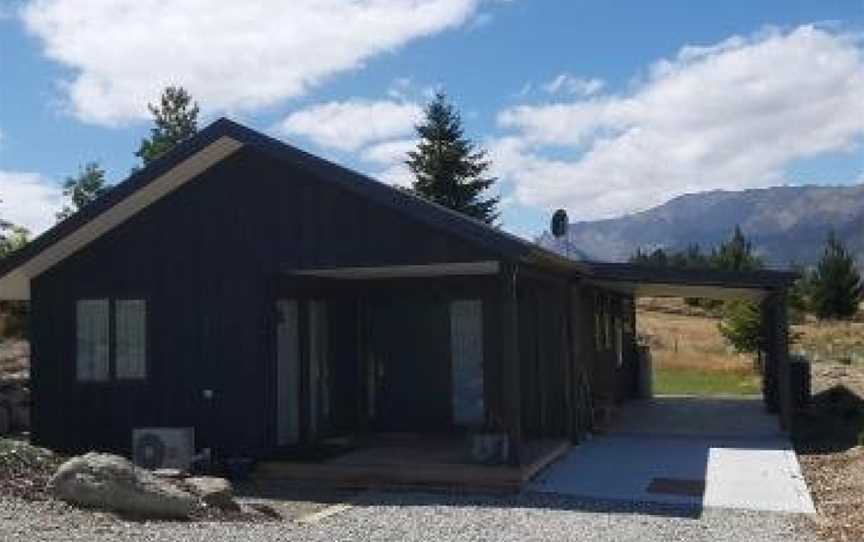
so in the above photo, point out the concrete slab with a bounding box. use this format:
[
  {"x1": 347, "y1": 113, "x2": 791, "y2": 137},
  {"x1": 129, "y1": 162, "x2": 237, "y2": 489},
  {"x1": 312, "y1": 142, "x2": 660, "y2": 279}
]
[
  {"x1": 528, "y1": 398, "x2": 815, "y2": 514},
  {"x1": 608, "y1": 396, "x2": 782, "y2": 438}
]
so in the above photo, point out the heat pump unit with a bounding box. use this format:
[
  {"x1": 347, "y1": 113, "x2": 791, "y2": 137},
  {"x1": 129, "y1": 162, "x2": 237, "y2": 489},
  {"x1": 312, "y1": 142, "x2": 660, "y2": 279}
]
[{"x1": 132, "y1": 427, "x2": 195, "y2": 470}]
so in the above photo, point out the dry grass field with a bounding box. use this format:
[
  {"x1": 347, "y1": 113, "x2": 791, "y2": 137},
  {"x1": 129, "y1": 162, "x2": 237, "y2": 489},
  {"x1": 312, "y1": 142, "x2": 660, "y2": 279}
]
[{"x1": 636, "y1": 299, "x2": 761, "y2": 396}]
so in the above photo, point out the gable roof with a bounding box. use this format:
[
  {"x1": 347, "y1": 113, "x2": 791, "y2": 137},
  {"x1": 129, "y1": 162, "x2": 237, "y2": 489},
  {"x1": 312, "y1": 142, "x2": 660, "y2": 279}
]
[
  {"x1": 0, "y1": 118, "x2": 799, "y2": 301},
  {"x1": 0, "y1": 118, "x2": 578, "y2": 299}
]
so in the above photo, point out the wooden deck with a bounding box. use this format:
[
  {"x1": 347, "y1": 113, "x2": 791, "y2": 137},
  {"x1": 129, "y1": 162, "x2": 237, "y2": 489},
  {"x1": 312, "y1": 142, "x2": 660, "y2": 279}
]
[{"x1": 254, "y1": 435, "x2": 570, "y2": 492}]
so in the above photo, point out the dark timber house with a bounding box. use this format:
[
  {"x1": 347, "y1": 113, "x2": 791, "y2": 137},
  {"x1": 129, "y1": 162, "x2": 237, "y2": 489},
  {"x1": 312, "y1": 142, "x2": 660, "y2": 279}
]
[{"x1": 0, "y1": 119, "x2": 798, "y2": 488}]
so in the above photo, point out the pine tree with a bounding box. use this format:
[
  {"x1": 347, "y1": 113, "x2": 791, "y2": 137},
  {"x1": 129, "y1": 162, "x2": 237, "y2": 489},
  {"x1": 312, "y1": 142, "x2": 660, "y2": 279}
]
[
  {"x1": 407, "y1": 92, "x2": 499, "y2": 224},
  {"x1": 715, "y1": 227, "x2": 763, "y2": 342},
  {"x1": 712, "y1": 225, "x2": 762, "y2": 271},
  {"x1": 135, "y1": 86, "x2": 200, "y2": 167},
  {"x1": 56, "y1": 162, "x2": 110, "y2": 221},
  {"x1": 810, "y1": 230, "x2": 863, "y2": 320},
  {"x1": 718, "y1": 300, "x2": 763, "y2": 354}
]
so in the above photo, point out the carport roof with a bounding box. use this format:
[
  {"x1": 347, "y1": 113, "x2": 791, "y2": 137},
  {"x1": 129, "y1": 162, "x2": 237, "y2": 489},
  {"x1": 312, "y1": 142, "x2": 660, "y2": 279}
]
[{"x1": 581, "y1": 261, "x2": 799, "y2": 300}]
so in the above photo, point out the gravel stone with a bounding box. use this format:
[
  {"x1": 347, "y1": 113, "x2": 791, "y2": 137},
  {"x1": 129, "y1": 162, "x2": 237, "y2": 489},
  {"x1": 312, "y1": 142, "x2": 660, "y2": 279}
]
[{"x1": 0, "y1": 491, "x2": 820, "y2": 541}]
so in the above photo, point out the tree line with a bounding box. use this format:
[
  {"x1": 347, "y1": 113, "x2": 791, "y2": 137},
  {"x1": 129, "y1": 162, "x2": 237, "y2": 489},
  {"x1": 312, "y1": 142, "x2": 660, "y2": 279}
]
[{"x1": 629, "y1": 226, "x2": 863, "y2": 353}]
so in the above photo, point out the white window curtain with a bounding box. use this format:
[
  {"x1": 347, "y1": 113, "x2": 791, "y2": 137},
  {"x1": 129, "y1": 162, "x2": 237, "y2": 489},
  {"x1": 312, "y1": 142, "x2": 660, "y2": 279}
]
[
  {"x1": 76, "y1": 299, "x2": 110, "y2": 381},
  {"x1": 115, "y1": 300, "x2": 147, "y2": 379}
]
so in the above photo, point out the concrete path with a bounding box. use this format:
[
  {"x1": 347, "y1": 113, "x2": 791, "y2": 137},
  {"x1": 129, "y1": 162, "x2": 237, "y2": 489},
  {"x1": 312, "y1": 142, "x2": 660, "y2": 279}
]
[{"x1": 529, "y1": 397, "x2": 815, "y2": 514}]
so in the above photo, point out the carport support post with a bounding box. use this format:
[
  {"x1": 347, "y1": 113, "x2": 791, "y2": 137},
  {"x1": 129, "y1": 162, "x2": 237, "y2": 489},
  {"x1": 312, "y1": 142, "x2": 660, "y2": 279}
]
[
  {"x1": 762, "y1": 291, "x2": 793, "y2": 431},
  {"x1": 499, "y1": 262, "x2": 523, "y2": 465}
]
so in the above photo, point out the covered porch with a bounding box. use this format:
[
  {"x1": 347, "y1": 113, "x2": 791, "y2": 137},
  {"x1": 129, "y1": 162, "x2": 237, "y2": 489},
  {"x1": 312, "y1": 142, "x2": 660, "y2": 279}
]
[{"x1": 259, "y1": 259, "x2": 569, "y2": 487}]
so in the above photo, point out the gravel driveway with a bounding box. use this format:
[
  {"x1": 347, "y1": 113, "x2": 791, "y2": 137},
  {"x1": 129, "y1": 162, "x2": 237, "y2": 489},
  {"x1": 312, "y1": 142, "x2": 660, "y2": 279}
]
[{"x1": 0, "y1": 491, "x2": 817, "y2": 542}]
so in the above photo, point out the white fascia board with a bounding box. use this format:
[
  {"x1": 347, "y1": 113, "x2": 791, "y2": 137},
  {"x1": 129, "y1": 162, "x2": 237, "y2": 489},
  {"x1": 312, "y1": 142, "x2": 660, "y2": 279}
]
[{"x1": 0, "y1": 136, "x2": 244, "y2": 300}]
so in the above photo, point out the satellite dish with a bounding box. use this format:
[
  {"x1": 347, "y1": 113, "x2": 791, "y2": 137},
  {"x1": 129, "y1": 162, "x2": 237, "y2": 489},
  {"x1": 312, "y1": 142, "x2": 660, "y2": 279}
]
[{"x1": 551, "y1": 209, "x2": 569, "y2": 238}]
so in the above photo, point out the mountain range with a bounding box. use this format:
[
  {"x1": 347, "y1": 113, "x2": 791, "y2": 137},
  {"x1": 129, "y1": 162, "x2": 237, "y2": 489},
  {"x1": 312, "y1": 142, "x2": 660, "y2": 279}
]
[{"x1": 538, "y1": 184, "x2": 864, "y2": 268}]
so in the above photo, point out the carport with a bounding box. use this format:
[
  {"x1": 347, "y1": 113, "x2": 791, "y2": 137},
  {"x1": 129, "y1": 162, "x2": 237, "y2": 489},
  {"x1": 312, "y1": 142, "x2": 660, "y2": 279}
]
[
  {"x1": 530, "y1": 262, "x2": 814, "y2": 514},
  {"x1": 580, "y1": 262, "x2": 800, "y2": 430}
]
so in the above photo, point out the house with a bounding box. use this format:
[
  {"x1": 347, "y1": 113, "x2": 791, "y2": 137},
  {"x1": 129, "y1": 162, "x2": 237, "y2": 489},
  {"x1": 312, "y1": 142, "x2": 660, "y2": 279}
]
[{"x1": 0, "y1": 119, "x2": 798, "y2": 486}]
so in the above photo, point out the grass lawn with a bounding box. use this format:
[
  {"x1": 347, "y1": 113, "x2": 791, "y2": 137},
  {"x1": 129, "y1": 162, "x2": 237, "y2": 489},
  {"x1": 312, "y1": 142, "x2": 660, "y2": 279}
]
[{"x1": 653, "y1": 367, "x2": 761, "y2": 396}]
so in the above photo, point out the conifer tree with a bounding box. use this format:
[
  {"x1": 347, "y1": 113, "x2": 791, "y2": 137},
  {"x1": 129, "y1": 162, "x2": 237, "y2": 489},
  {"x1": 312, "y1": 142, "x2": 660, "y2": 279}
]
[
  {"x1": 718, "y1": 300, "x2": 763, "y2": 354},
  {"x1": 407, "y1": 92, "x2": 499, "y2": 224},
  {"x1": 135, "y1": 86, "x2": 200, "y2": 167},
  {"x1": 712, "y1": 225, "x2": 762, "y2": 271},
  {"x1": 810, "y1": 231, "x2": 863, "y2": 319}
]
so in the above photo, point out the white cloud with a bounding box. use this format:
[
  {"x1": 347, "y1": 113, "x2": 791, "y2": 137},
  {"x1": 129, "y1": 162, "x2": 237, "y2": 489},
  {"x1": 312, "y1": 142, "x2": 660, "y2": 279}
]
[
  {"x1": 277, "y1": 100, "x2": 421, "y2": 152},
  {"x1": 493, "y1": 25, "x2": 864, "y2": 221},
  {"x1": 21, "y1": 0, "x2": 480, "y2": 125},
  {"x1": 0, "y1": 171, "x2": 63, "y2": 235},
  {"x1": 362, "y1": 138, "x2": 417, "y2": 164},
  {"x1": 541, "y1": 74, "x2": 605, "y2": 96},
  {"x1": 376, "y1": 163, "x2": 414, "y2": 187}
]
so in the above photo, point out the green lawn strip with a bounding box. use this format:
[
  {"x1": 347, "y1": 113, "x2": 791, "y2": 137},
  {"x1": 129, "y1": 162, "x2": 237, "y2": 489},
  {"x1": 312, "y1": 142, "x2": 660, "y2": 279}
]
[{"x1": 653, "y1": 368, "x2": 761, "y2": 396}]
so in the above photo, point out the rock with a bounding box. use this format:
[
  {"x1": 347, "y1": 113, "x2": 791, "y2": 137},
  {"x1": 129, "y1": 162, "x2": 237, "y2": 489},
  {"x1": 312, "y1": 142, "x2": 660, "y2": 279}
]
[
  {"x1": 49, "y1": 453, "x2": 199, "y2": 519},
  {"x1": 185, "y1": 476, "x2": 239, "y2": 511},
  {"x1": 153, "y1": 468, "x2": 186, "y2": 480}
]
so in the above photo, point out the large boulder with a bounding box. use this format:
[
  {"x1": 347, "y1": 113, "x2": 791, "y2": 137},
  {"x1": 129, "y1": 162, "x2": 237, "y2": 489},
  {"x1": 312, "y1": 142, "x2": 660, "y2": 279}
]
[
  {"x1": 185, "y1": 476, "x2": 239, "y2": 511},
  {"x1": 49, "y1": 453, "x2": 199, "y2": 519}
]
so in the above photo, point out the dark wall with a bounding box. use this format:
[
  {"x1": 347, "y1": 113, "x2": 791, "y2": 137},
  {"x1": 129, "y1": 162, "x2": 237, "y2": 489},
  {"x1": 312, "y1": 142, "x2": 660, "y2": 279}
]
[
  {"x1": 517, "y1": 274, "x2": 570, "y2": 439},
  {"x1": 579, "y1": 287, "x2": 638, "y2": 407},
  {"x1": 31, "y1": 148, "x2": 496, "y2": 456}
]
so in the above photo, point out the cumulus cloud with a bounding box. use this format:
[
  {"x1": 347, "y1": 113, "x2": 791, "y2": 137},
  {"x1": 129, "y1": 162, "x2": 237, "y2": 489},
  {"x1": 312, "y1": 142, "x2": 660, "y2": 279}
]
[
  {"x1": 362, "y1": 138, "x2": 417, "y2": 164},
  {"x1": 376, "y1": 163, "x2": 415, "y2": 187},
  {"x1": 541, "y1": 73, "x2": 605, "y2": 96},
  {"x1": 0, "y1": 171, "x2": 63, "y2": 235},
  {"x1": 492, "y1": 25, "x2": 864, "y2": 220},
  {"x1": 20, "y1": 0, "x2": 480, "y2": 125},
  {"x1": 277, "y1": 100, "x2": 421, "y2": 152},
  {"x1": 276, "y1": 97, "x2": 421, "y2": 186}
]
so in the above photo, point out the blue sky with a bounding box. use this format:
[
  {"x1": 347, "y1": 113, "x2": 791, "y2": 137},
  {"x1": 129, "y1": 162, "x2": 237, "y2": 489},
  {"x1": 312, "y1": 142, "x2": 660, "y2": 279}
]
[{"x1": 1, "y1": 0, "x2": 862, "y2": 238}]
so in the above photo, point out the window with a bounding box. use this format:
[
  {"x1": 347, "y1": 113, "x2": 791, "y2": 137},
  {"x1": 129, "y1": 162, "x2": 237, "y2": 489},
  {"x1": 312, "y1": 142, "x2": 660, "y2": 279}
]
[
  {"x1": 76, "y1": 300, "x2": 109, "y2": 381},
  {"x1": 115, "y1": 300, "x2": 147, "y2": 379},
  {"x1": 76, "y1": 298, "x2": 147, "y2": 382}
]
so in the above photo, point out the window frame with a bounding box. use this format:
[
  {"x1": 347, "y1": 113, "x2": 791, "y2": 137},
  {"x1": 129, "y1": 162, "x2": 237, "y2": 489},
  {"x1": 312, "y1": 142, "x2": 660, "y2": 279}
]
[
  {"x1": 76, "y1": 299, "x2": 111, "y2": 383},
  {"x1": 114, "y1": 298, "x2": 148, "y2": 381},
  {"x1": 75, "y1": 297, "x2": 149, "y2": 384}
]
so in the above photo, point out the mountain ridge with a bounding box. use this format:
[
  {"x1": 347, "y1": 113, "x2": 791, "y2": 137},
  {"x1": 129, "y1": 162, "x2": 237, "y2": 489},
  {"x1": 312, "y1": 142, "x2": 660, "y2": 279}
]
[{"x1": 539, "y1": 183, "x2": 864, "y2": 267}]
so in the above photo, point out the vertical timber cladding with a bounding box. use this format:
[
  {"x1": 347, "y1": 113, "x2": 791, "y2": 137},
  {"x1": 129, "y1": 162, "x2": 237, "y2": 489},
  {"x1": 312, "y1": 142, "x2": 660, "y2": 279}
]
[
  {"x1": 517, "y1": 271, "x2": 570, "y2": 439},
  {"x1": 275, "y1": 300, "x2": 300, "y2": 447},
  {"x1": 568, "y1": 283, "x2": 594, "y2": 439}
]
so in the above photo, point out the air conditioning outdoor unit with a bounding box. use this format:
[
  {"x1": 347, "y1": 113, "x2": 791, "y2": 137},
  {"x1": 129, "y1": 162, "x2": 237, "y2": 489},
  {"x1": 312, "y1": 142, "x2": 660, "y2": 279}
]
[{"x1": 132, "y1": 427, "x2": 195, "y2": 470}]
